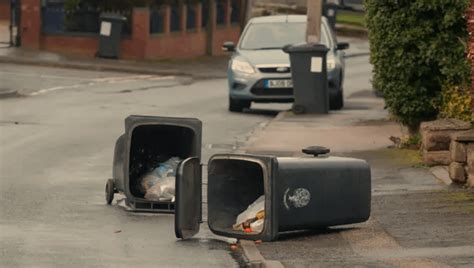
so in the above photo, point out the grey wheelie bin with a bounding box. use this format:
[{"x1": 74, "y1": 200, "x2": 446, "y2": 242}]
[
  {"x1": 106, "y1": 115, "x2": 371, "y2": 241},
  {"x1": 284, "y1": 43, "x2": 330, "y2": 114},
  {"x1": 97, "y1": 13, "x2": 126, "y2": 59}
]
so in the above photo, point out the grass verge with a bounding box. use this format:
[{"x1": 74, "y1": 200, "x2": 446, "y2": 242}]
[{"x1": 337, "y1": 11, "x2": 365, "y2": 28}]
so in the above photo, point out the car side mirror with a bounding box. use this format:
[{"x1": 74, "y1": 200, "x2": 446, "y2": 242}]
[
  {"x1": 222, "y1": 42, "x2": 236, "y2": 52},
  {"x1": 337, "y1": 42, "x2": 350, "y2": 50}
]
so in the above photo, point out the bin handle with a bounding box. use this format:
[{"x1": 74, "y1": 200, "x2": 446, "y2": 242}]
[{"x1": 302, "y1": 146, "x2": 330, "y2": 157}]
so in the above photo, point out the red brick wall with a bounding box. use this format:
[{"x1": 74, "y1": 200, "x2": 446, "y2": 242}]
[
  {"x1": 147, "y1": 32, "x2": 207, "y2": 59},
  {"x1": 0, "y1": 0, "x2": 11, "y2": 21},
  {"x1": 41, "y1": 35, "x2": 98, "y2": 57},
  {"x1": 21, "y1": 0, "x2": 41, "y2": 49},
  {"x1": 20, "y1": 2, "x2": 244, "y2": 59},
  {"x1": 213, "y1": 26, "x2": 241, "y2": 56},
  {"x1": 124, "y1": 8, "x2": 149, "y2": 59}
]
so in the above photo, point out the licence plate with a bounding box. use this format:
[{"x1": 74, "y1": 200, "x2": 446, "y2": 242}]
[{"x1": 265, "y1": 79, "x2": 293, "y2": 88}]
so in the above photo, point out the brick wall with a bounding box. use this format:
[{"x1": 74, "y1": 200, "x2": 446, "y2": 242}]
[
  {"x1": 21, "y1": 0, "x2": 41, "y2": 49},
  {"x1": 0, "y1": 0, "x2": 10, "y2": 21},
  {"x1": 40, "y1": 35, "x2": 97, "y2": 57},
  {"x1": 19, "y1": 1, "x2": 244, "y2": 59}
]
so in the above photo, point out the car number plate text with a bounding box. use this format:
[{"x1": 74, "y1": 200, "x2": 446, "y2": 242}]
[{"x1": 265, "y1": 79, "x2": 293, "y2": 88}]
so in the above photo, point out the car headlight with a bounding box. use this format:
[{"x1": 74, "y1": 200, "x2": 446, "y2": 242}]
[
  {"x1": 231, "y1": 59, "x2": 256, "y2": 74},
  {"x1": 327, "y1": 58, "x2": 337, "y2": 70}
]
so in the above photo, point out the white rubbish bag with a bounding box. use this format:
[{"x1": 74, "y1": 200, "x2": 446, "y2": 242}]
[{"x1": 141, "y1": 157, "x2": 181, "y2": 202}]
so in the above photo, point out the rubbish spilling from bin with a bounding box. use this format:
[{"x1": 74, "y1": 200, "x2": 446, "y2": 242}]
[
  {"x1": 106, "y1": 115, "x2": 202, "y2": 212},
  {"x1": 233, "y1": 195, "x2": 265, "y2": 234},
  {"x1": 140, "y1": 157, "x2": 181, "y2": 202},
  {"x1": 108, "y1": 115, "x2": 371, "y2": 241}
]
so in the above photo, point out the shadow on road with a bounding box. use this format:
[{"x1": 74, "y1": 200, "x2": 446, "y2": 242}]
[
  {"x1": 243, "y1": 108, "x2": 285, "y2": 116},
  {"x1": 277, "y1": 227, "x2": 359, "y2": 241}
]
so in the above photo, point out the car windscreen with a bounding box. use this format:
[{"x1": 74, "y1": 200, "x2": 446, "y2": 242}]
[{"x1": 239, "y1": 22, "x2": 329, "y2": 50}]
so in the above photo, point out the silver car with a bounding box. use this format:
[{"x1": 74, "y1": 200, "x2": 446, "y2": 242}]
[{"x1": 223, "y1": 15, "x2": 349, "y2": 112}]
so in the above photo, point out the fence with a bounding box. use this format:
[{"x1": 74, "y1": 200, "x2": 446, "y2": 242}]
[
  {"x1": 41, "y1": 2, "x2": 132, "y2": 35},
  {"x1": 149, "y1": 0, "x2": 241, "y2": 34},
  {"x1": 150, "y1": 7, "x2": 165, "y2": 34},
  {"x1": 23, "y1": 0, "x2": 245, "y2": 59}
]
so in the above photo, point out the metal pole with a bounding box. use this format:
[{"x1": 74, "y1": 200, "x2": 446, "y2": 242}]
[
  {"x1": 244, "y1": 0, "x2": 254, "y2": 23},
  {"x1": 306, "y1": 0, "x2": 322, "y2": 44},
  {"x1": 206, "y1": 0, "x2": 216, "y2": 55}
]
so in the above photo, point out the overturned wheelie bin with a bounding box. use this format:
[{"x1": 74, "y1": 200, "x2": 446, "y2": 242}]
[
  {"x1": 105, "y1": 115, "x2": 201, "y2": 212},
  {"x1": 106, "y1": 115, "x2": 371, "y2": 241}
]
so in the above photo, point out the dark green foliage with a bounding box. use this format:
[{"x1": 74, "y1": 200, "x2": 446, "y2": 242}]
[{"x1": 365, "y1": 0, "x2": 471, "y2": 129}]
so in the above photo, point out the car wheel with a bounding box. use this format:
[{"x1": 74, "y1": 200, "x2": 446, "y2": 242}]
[
  {"x1": 229, "y1": 97, "x2": 251, "y2": 112},
  {"x1": 330, "y1": 90, "x2": 344, "y2": 110}
]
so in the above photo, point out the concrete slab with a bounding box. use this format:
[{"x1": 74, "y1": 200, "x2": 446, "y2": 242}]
[{"x1": 430, "y1": 166, "x2": 452, "y2": 185}]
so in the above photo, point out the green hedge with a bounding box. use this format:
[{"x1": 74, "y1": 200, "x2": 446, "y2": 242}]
[{"x1": 365, "y1": 0, "x2": 471, "y2": 132}]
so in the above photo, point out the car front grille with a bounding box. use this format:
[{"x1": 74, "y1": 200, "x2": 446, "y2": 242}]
[
  {"x1": 251, "y1": 87, "x2": 294, "y2": 96},
  {"x1": 251, "y1": 80, "x2": 293, "y2": 96},
  {"x1": 258, "y1": 67, "x2": 291, "y2": 74}
]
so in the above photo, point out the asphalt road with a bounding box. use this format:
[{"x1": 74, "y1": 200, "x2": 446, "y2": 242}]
[
  {"x1": 0, "y1": 48, "x2": 374, "y2": 267},
  {"x1": 0, "y1": 63, "x2": 290, "y2": 267}
]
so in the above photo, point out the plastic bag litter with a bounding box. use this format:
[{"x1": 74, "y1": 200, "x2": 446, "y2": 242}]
[
  {"x1": 233, "y1": 195, "x2": 265, "y2": 233},
  {"x1": 144, "y1": 176, "x2": 175, "y2": 202},
  {"x1": 140, "y1": 157, "x2": 181, "y2": 202}
]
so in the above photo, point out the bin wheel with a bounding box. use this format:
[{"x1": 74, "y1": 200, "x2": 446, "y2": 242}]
[
  {"x1": 292, "y1": 104, "x2": 305, "y2": 114},
  {"x1": 330, "y1": 90, "x2": 344, "y2": 110},
  {"x1": 105, "y1": 179, "x2": 115, "y2": 205},
  {"x1": 229, "y1": 97, "x2": 251, "y2": 112}
]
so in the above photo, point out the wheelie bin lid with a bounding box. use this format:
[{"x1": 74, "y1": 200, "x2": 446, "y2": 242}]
[
  {"x1": 100, "y1": 13, "x2": 127, "y2": 21},
  {"x1": 175, "y1": 157, "x2": 202, "y2": 239},
  {"x1": 283, "y1": 43, "x2": 329, "y2": 54}
]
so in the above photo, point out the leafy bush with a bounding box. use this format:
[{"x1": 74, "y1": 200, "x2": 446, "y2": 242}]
[
  {"x1": 437, "y1": 85, "x2": 473, "y2": 122},
  {"x1": 365, "y1": 0, "x2": 471, "y2": 133}
]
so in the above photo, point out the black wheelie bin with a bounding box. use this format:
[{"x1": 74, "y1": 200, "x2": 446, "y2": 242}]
[
  {"x1": 106, "y1": 115, "x2": 371, "y2": 241},
  {"x1": 105, "y1": 115, "x2": 201, "y2": 213}
]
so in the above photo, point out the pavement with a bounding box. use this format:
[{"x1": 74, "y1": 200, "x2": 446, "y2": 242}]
[
  {"x1": 241, "y1": 72, "x2": 474, "y2": 267},
  {"x1": 0, "y1": 47, "x2": 230, "y2": 80}
]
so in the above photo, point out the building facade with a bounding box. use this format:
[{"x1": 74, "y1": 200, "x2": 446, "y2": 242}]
[{"x1": 20, "y1": 0, "x2": 247, "y2": 59}]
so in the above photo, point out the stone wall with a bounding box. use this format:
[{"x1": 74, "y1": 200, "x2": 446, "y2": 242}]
[
  {"x1": 420, "y1": 119, "x2": 471, "y2": 166},
  {"x1": 450, "y1": 130, "x2": 474, "y2": 187}
]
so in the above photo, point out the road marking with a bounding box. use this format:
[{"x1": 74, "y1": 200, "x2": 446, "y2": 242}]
[
  {"x1": 148, "y1": 76, "x2": 176, "y2": 81},
  {"x1": 29, "y1": 84, "x2": 82, "y2": 96},
  {"x1": 91, "y1": 75, "x2": 155, "y2": 82},
  {"x1": 28, "y1": 75, "x2": 177, "y2": 96},
  {"x1": 0, "y1": 70, "x2": 91, "y2": 80},
  {"x1": 0, "y1": 71, "x2": 175, "y2": 84},
  {"x1": 92, "y1": 75, "x2": 175, "y2": 83}
]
